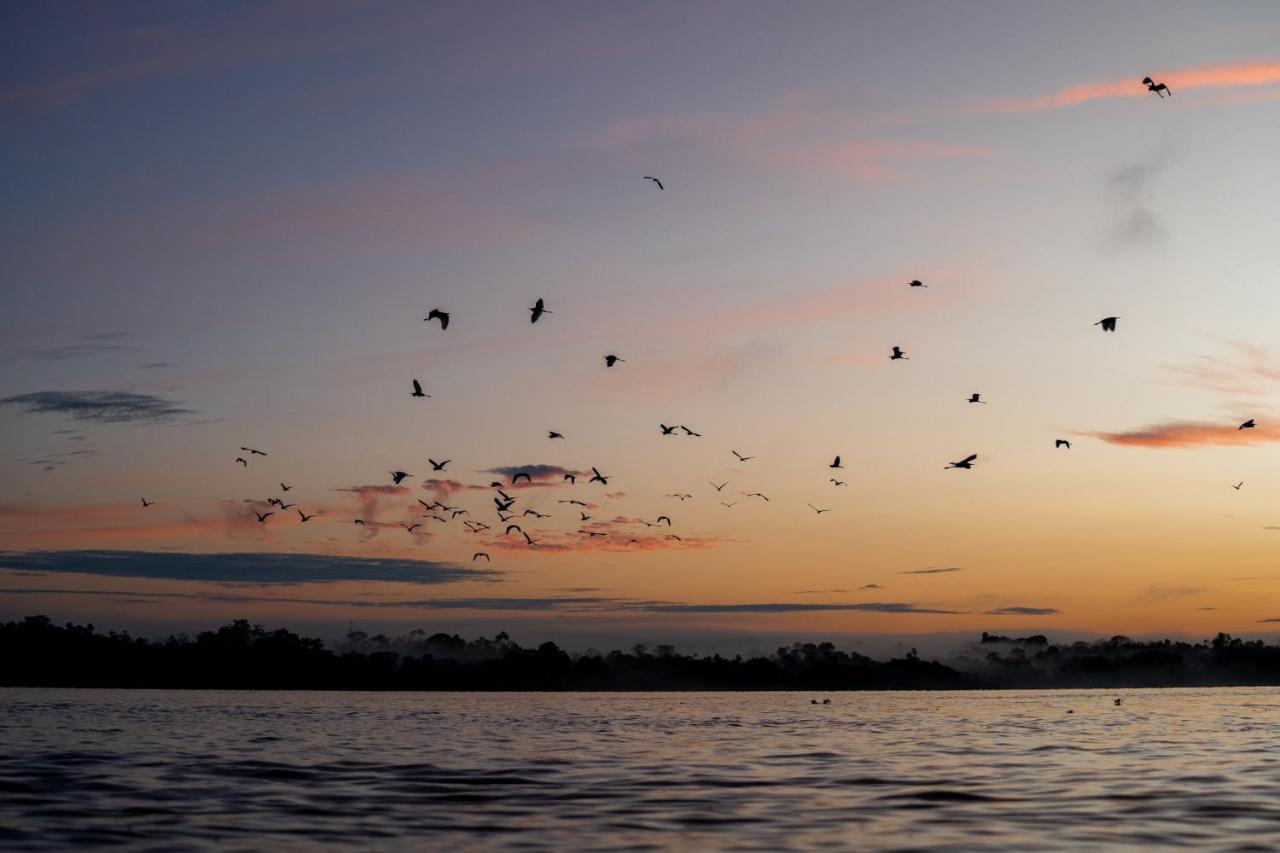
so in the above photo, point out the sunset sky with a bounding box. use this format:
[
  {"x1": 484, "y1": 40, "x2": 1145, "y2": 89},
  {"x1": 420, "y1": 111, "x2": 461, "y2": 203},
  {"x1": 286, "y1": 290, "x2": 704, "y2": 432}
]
[{"x1": 4, "y1": 1, "x2": 1280, "y2": 652}]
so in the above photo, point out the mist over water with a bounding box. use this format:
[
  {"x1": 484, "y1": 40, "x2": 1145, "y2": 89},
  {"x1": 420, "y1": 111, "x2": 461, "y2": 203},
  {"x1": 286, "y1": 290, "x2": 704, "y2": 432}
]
[{"x1": 3, "y1": 688, "x2": 1279, "y2": 849}]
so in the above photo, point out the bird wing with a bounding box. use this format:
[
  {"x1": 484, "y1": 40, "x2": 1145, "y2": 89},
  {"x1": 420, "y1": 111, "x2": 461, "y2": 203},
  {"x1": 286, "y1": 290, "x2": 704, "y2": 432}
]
[{"x1": 961, "y1": 454, "x2": 978, "y2": 464}]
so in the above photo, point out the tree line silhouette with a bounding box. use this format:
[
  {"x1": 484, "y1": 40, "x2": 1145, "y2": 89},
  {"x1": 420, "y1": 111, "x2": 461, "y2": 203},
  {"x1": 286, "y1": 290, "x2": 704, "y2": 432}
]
[{"x1": 3, "y1": 616, "x2": 1279, "y2": 690}]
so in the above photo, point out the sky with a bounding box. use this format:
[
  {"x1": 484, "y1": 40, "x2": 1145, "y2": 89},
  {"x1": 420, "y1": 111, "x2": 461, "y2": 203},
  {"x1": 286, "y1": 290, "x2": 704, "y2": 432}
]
[{"x1": 3, "y1": 0, "x2": 1280, "y2": 652}]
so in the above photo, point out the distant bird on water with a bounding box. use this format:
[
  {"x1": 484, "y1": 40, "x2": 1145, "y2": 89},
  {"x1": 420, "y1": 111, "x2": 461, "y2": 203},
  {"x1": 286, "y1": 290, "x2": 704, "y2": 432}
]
[
  {"x1": 424, "y1": 309, "x2": 450, "y2": 330},
  {"x1": 967, "y1": 393, "x2": 986, "y2": 404},
  {"x1": 411, "y1": 379, "x2": 429, "y2": 398},
  {"x1": 1239, "y1": 419, "x2": 1256, "y2": 430},
  {"x1": 1142, "y1": 77, "x2": 1171, "y2": 98},
  {"x1": 1055, "y1": 440, "x2": 1071, "y2": 449},
  {"x1": 890, "y1": 346, "x2": 908, "y2": 360},
  {"x1": 946, "y1": 454, "x2": 978, "y2": 470},
  {"x1": 644, "y1": 176, "x2": 664, "y2": 190},
  {"x1": 1095, "y1": 316, "x2": 1118, "y2": 332},
  {"x1": 530, "y1": 298, "x2": 551, "y2": 323},
  {"x1": 604, "y1": 354, "x2": 625, "y2": 367},
  {"x1": 390, "y1": 470, "x2": 412, "y2": 484},
  {"x1": 1114, "y1": 697, "x2": 1125, "y2": 706},
  {"x1": 140, "y1": 497, "x2": 154, "y2": 508}
]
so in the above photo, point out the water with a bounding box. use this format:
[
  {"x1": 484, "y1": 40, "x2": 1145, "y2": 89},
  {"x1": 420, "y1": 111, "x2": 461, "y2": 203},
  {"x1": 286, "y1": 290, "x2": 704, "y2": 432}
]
[{"x1": 2, "y1": 688, "x2": 1279, "y2": 850}]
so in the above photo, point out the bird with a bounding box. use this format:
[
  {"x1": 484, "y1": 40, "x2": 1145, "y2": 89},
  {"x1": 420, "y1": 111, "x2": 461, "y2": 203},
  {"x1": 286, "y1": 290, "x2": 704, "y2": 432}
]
[
  {"x1": 1239, "y1": 419, "x2": 1256, "y2": 430},
  {"x1": 908, "y1": 279, "x2": 927, "y2": 288},
  {"x1": 411, "y1": 379, "x2": 429, "y2": 398},
  {"x1": 1055, "y1": 440, "x2": 1071, "y2": 449},
  {"x1": 1232, "y1": 482, "x2": 1244, "y2": 490},
  {"x1": 1095, "y1": 316, "x2": 1118, "y2": 332},
  {"x1": 424, "y1": 309, "x2": 450, "y2": 330},
  {"x1": 280, "y1": 482, "x2": 292, "y2": 491},
  {"x1": 579, "y1": 511, "x2": 592, "y2": 522},
  {"x1": 657, "y1": 516, "x2": 672, "y2": 526},
  {"x1": 254, "y1": 510, "x2": 274, "y2": 523},
  {"x1": 660, "y1": 424, "x2": 677, "y2": 435},
  {"x1": 945, "y1": 454, "x2": 978, "y2": 470},
  {"x1": 496, "y1": 490, "x2": 514, "y2": 502},
  {"x1": 830, "y1": 479, "x2": 846, "y2": 487},
  {"x1": 400, "y1": 522, "x2": 421, "y2": 533},
  {"x1": 522, "y1": 531, "x2": 538, "y2": 546},
  {"x1": 559, "y1": 499, "x2": 588, "y2": 507},
  {"x1": 669, "y1": 494, "x2": 692, "y2": 501},
  {"x1": 473, "y1": 552, "x2": 490, "y2": 561},
  {"x1": 235, "y1": 457, "x2": 248, "y2": 467},
  {"x1": 278, "y1": 503, "x2": 296, "y2": 511},
  {"x1": 890, "y1": 346, "x2": 908, "y2": 360},
  {"x1": 298, "y1": 511, "x2": 315, "y2": 523},
  {"x1": 505, "y1": 524, "x2": 523, "y2": 536},
  {"x1": 140, "y1": 497, "x2": 154, "y2": 508},
  {"x1": 731, "y1": 450, "x2": 754, "y2": 462},
  {"x1": 643, "y1": 176, "x2": 664, "y2": 190},
  {"x1": 530, "y1": 298, "x2": 551, "y2": 323},
  {"x1": 747, "y1": 492, "x2": 769, "y2": 502},
  {"x1": 523, "y1": 509, "x2": 549, "y2": 519},
  {"x1": 268, "y1": 498, "x2": 282, "y2": 506},
  {"x1": 680, "y1": 426, "x2": 701, "y2": 437},
  {"x1": 354, "y1": 519, "x2": 365, "y2": 525},
  {"x1": 564, "y1": 473, "x2": 577, "y2": 484},
  {"x1": 967, "y1": 393, "x2": 986, "y2": 405},
  {"x1": 709, "y1": 482, "x2": 727, "y2": 491},
  {"x1": 511, "y1": 472, "x2": 531, "y2": 484},
  {"x1": 808, "y1": 504, "x2": 830, "y2": 515},
  {"x1": 581, "y1": 530, "x2": 606, "y2": 538},
  {"x1": 721, "y1": 502, "x2": 737, "y2": 508},
  {"x1": 1142, "y1": 76, "x2": 1171, "y2": 98},
  {"x1": 390, "y1": 471, "x2": 412, "y2": 484},
  {"x1": 428, "y1": 458, "x2": 451, "y2": 471},
  {"x1": 604, "y1": 354, "x2": 625, "y2": 367},
  {"x1": 829, "y1": 456, "x2": 843, "y2": 469},
  {"x1": 494, "y1": 497, "x2": 515, "y2": 512},
  {"x1": 451, "y1": 510, "x2": 469, "y2": 519},
  {"x1": 548, "y1": 431, "x2": 564, "y2": 439},
  {"x1": 241, "y1": 447, "x2": 267, "y2": 456},
  {"x1": 667, "y1": 534, "x2": 682, "y2": 542},
  {"x1": 1114, "y1": 697, "x2": 1125, "y2": 706},
  {"x1": 589, "y1": 466, "x2": 610, "y2": 485},
  {"x1": 424, "y1": 514, "x2": 448, "y2": 524}
]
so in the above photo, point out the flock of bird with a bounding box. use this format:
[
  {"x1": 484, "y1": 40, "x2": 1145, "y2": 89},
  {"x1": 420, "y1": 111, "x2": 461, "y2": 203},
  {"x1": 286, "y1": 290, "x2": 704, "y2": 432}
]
[{"x1": 131, "y1": 76, "x2": 1232, "y2": 568}]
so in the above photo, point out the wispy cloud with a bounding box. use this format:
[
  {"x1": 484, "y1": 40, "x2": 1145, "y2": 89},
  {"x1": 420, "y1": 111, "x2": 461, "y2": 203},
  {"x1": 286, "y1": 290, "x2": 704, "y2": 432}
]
[
  {"x1": 0, "y1": 391, "x2": 195, "y2": 423},
  {"x1": 0, "y1": 550, "x2": 498, "y2": 586},
  {"x1": 1082, "y1": 420, "x2": 1280, "y2": 449},
  {"x1": 984, "y1": 59, "x2": 1280, "y2": 112},
  {"x1": 1103, "y1": 151, "x2": 1174, "y2": 250},
  {"x1": 984, "y1": 606, "x2": 1058, "y2": 616},
  {"x1": 1142, "y1": 583, "x2": 1206, "y2": 601},
  {"x1": 637, "y1": 602, "x2": 963, "y2": 615},
  {"x1": 25, "y1": 332, "x2": 140, "y2": 362},
  {"x1": 1166, "y1": 341, "x2": 1280, "y2": 397},
  {"x1": 902, "y1": 567, "x2": 963, "y2": 575}
]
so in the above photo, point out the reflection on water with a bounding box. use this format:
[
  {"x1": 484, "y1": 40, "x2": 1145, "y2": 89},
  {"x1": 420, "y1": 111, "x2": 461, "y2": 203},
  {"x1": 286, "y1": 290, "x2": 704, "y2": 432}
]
[{"x1": 2, "y1": 688, "x2": 1279, "y2": 849}]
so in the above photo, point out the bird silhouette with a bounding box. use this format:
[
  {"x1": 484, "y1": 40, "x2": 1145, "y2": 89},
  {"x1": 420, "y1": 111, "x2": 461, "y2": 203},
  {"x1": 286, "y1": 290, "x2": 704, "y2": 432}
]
[
  {"x1": 890, "y1": 346, "x2": 909, "y2": 360},
  {"x1": 660, "y1": 424, "x2": 677, "y2": 435},
  {"x1": 589, "y1": 466, "x2": 610, "y2": 485},
  {"x1": 548, "y1": 431, "x2": 564, "y2": 439},
  {"x1": 808, "y1": 504, "x2": 830, "y2": 514},
  {"x1": 254, "y1": 510, "x2": 274, "y2": 523},
  {"x1": 748, "y1": 492, "x2": 769, "y2": 501},
  {"x1": 411, "y1": 379, "x2": 429, "y2": 398},
  {"x1": 564, "y1": 473, "x2": 577, "y2": 484},
  {"x1": 644, "y1": 176, "x2": 664, "y2": 190},
  {"x1": 1239, "y1": 419, "x2": 1256, "y2": 430},
  {"x1": 494, "y1": 497, "x2": 515, "y2": 512},
  {"x1": 657, "y1": 515, "x2": 672, "y2": 526},
  {"x1": 280, "y1": 483, "x2": 292, "y2": 491},
  {"x1": 140, "y1": 497, "x2": 154, "y2": 508},
  {"x1": 710, "y1": 481, "x2": 727, "y2": 491},
  {"x1": 579, "y1": 511, "x2": 592, "y2": 521},
  {"x1": 667, "y1": 534, "x2": 683, "y2": 542},
  {"x1": 945, "y1": 454, "x2": 978, "y2": 470},
  {"x1": 523, "y1": 509, "x2": 549, "y2": 519},
  {"x1": 235, "y1": 457, "x2": 248, "y2": 467},
  {"x1": 967, "y1": 393, "x2": 986, "y2": 405},
  {"x1": 473, "y1": 552, "x2": 490, "y2": 561},
  {"x1": 298, "y1": 510, "x2": 315, "y2": 522},
  {"x1": 424, "y1": 309, "x2": 450, "y2": 330},
  {"x1": 1055, "y1": 440, "x2": 1071, "y2": 449},
  {"x1": 354, "y1": 519, "x2": 365, "y2": 525},
  {"x1": 241, "y1": 447, "x2": 267, "y2": 456},
  {"x1": 511, "y1": 471, "x2": 531, "y2": 484},
  {"x1": 505, "y1": 524, "x2": 523, "y2": 536},
  {"x1": 401, "y1": 522, "x2": 421, "y2": 533},
  {"x1": 278, "y1": 503, "x2": 296, "y2": 511},
  {"x1": 530, "y1": 298, "x2": 551, "y2": 323},
  {"x1": 669, "y1": 494, "x2": 692, "y2": 501},
  {"x1": 428, "y1": 458, "x2": 451, "y2": 471},
  {"x1": 390, "y1": 471, "x2": 412, "y2": 484},
  {"x1": 721, "y1": 501, "x2": 737, "y2": 508},
  {"x1": 1142, "y1": 76, "x2": 1171, "y2": 98},
  {"x1": 680, "y1": 425, "x2": 701, "y2": 437},
  {"x1": 581, "y1": 530, "x2": 606, "y2": 537},
  {"x1": 908, "y1": 279, "x2": 927, "y2": 288},
  {"x1": 604, "y1": 354, "x2": 625, "y2": 367},
  {"x1": 1095, "y1": 316, "x2": 1118, "y2": 332},
  {"x1": 451, "y1": 510, "x2": 469, "y2": 519},
  {"x1": 1232, "y1": 481, "x2": 1244, "y2": 490},
  {"x1": 559, "y1": 499, "x2": 588, "y2": 506},
  {"x1": 830, "y1": 479, "x2": 847, "y2": 486},
  {"x1": 829, "y1": 456, "x2": 843, "y2": 469},
  {"x1": 732, "y1": 450, "x2": 754, "y2": 462}
]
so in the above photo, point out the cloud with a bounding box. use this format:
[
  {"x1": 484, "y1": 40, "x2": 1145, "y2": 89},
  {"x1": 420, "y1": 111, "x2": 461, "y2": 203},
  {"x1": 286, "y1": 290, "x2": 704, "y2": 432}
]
[
  {"x1": 481, "y1": 465, "x2": 585, "y2": 488},
  {"x1": 984, "y1": 606, "x2": 1059, "y2": 616},
  {"x1": 1166, "y1": 341, "x2": 1280, "y2": 397},
  {"x1": 26, "y1": 332, "x2": 140, "y2": 361},
  {"x1": 1259, "y1": 618, "x2": 1280, "y2": 624},
  {"x1": 901, "y1": 567, "x2": 964, "y2": 575},
  {"x1": 636, "y1": 602, "x2": 963, "y2": 615},
  {"x1": 0, "y1": 550, "x2": 498, "y2": 586},
  {"x1": 0, "y1": 390, "x2": 194, "y2": 423},
  {"x1": 984, "y1": 60, "x2": 1280, "y2": 112},
  {"x1": 858, "y1": 584, "x2": 883, "y2": 590},
  {"x1": 421, "y1": 479, "x2": 489, "y2": 502},
  {"x1": 1104, "y1": 153, "x2": 1173, "y2": 250},
  {"x1": 1083, "y1": 420, "x2": 1280, "y2": 449},
  {"x1": 1142, "y1": 583, "x2": 1206, "y2": 601}
]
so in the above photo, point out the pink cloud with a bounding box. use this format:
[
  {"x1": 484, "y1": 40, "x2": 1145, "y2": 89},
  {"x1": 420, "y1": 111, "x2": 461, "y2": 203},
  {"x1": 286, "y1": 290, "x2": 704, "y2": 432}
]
[{"x1": 1082, "y1": 420, "x2": 1280, "y2": 449}]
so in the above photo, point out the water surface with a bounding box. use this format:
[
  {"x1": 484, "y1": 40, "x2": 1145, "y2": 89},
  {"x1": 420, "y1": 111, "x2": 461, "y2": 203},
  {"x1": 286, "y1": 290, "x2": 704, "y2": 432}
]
[{"x1": 2, "y1": 688, "x2": 1279, "y2": 849}]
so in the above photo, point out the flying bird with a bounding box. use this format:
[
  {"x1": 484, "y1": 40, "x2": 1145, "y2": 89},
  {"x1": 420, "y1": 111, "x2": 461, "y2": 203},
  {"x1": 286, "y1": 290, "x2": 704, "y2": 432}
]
[
  {"x1": 428, "y1": 458, "x2": 451, "y2": 471},
  {"x1": 548, "y1": 431, "x2": 564, "y2": 439},
  {"x1": 473, "y1": 552, "x2": 490, "y2": 561},
  {"x1": 140, "y1": 497, "x2": 154, "y2": 508},
  {"x1": 505, "y1": 524, "x2": 523, "y2": 536},
  {"x1": 808, "y1": 504, "x2": 830, "y2": 515},
  {"x1": 411, "y1": 379, "x2": 429, "y2": 398},
  {"x1": 829, "y1": 456, "x2": 843, "y2": 469},
  {"x1": 424, "y1": 309, "x2": 450, "y2": 330},
  {"x1": 241, "y1": 447, "x2": 267, "y2": 456},
  {"x1": 523, "y1": 509, "x2": 549, "y2": 519},
  {"x1": 353, "y1": 519, "x2": 365, "y2": 525},
  {"x1": 589, "y1": 467, "x2": 610, "y2": 485},
  {"x1": 235, "y1": 457, "x2": 248, "y2": 467},
  {"x1": 908, "y1": 279, "x2": 927, "y2": 288},
  {"x1": 1232, "y1": 482, "x2": 1244, "y2": 490},
  {"x1": 945, "y1": 454, "x2": 978, "y2": 470},
  {"x1": 890, "y1": 346, "x2": 908, "y2": 360},
  {"x1": 830, "y1": 479, "x2": 847, "y2": 486},
  {"x1": 721, "y1": 502, "x2": 737, "y2": 508},
  {"x1": 1239, "y1": 419, "x2": 1256, "y2": 430},
  {"x1": 401, "y1": 522, "x2": 421, "y2": 533},
  {"x1": 254, "y1": 511, "x2": 274, "y2": 523},
  {"x1": 390, "y1": 471, "x2": 412, "y2": 484},
  {"x1": 1095, "y1": 316, "x2": 1118, "y2": 332},
  {"x1": 709, "y1": 482, "x2": 727, "y2": 491},
  {"x1": 747, "y1": 492, "x2": 770, "y2": 502},
  {"x1": 559, "y1": 499, "x2": 588, "y2": 506},
  {"x1": 604, "y1": 354, "x2": 625, "y2": 367},
  {"x1": 564, "y1": 473, "x2": 577, "y2": 484},
  {"x1": 280, "y1": 483, "x2": 292, "y2": 491},
  {"x1": 657, "y1": 515, "x2": 672, "y2": 526},
  {"x1": 732, "y1": 450, "x2": 755, "y2": 462},
  {"x1": 660, "y1": 424, "x2": 677, "y2": 435},
  {"x1": 669, "y1": 494, "x2": 692, "y2": 501},
  {"x1": 967, "y1": 394, "x2": 986, "y2": 405},
  {"x1": 667, "y1": 534, "x2": 683, "y2": 542},
  {"x1": 530, "y1": 298, "x2": 551, "y2": 323},
  {"x1": 579, "y1": 511, "x2": 592, "y2": 521},
  {"x1": 512, "y1": 472, "x2": 531, "y2": 483},
  {"x1": 298, "y1": 511, "x2": 315, "y2": 523},
  {"x1": 1142, "y1": 76, "x2": 1171, "y2": 98},
  {"x1": 643, "y1": 176, "x2": 664, "y2": 190},
  {"x1": 278, "y1": 503, "x2": 296, "y2": 511},
  {"x1": 581, "y1": 530, "x2": 606, "y2": 538},
  {"x1": 1055, "y1": 440, "x2": 1071, "y2": 449},
  {"x1": 680, "y1": 426, "x2": 701, "y2": 437}
]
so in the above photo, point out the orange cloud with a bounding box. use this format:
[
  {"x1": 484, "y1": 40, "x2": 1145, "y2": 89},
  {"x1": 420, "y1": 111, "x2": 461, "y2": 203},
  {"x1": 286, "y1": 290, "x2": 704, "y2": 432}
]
[
  {"x1": 1083, "y1": 420, "x2": 1280, "y2": 449},
  {"x1": 986, "y1": 60, "x2": 1280, "y2": 112}
]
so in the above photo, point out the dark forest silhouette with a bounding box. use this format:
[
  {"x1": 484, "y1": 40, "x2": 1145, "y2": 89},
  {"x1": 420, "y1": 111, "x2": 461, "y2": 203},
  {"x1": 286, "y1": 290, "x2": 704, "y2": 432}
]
[{"x1": 3, "y1": 616, "x2": 1280, "y2": 690}]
